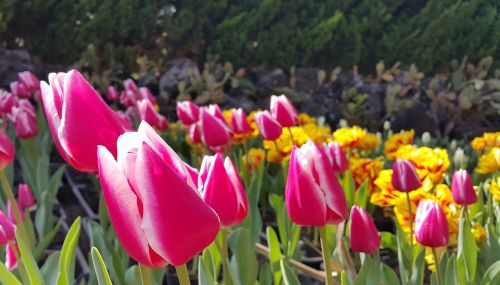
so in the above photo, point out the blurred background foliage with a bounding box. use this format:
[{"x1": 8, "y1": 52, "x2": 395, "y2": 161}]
[{"x1": 1, "y1": 0, "x2": 500, "y2": 73}]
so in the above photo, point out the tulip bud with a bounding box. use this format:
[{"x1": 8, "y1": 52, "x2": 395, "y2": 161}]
[
  {"x1": 451, "y1": 169, "x2": 477, "y2": 206},
  {"x1": 0, "y1": 90, "x2": 16, "y2": 113},
  {"x1": 322, "y1": 142, "x2": 349, "y2": 173},
  {"x1": 18, "y1": 184, "x2": 35, "y2": 209},
  {"x1": 136, "y1": 99, "x2": 168, "y2": 131},
  {"x1": 254, "y1": 110, "x2": 282, "y2": 140},
  {"x1": 199, "y1": 154, "x2": 248, "y2": 227},
  {"x1": 285, "y1": 140, "x2": 347, "y2": 226},
  {"x1": 115, "y1": 110, "x2": 134, "y2": 130},
  {"x1": 40, "y1": 70, "x2": 129, "y2": 172},
  {"x1": 10, "y1": 81, "x2": 30, "y2": 99},
  {"x1": 0, "y1": 211, "x2": 15, "y2": 241},
  {"x1": 18, "y1": 71, "x2": 40, "y2": 93},
  {"x1": 120, "y1": 90, "x2": 137, "y2": 107},
  {"x1": 138, "y1": 87, "x2": 157, "y2": 105},
  {"x1": 0, "y1": 130, "x2": 15, "y2": 170},
  {"x1": 97, "y1": 121, "x2": 220, "y2": 267},
  {"x1": 188, "y1": 124, "x2": 201, "y2": 144},
  {"x1": 199, "y1": 107, "x2": 231, "y2": 147},
  {"x1": 421, "y1": 132, "x2": 431, "y2": 146},
  {"x1": 9, "y1": 103, "x2": 38, "y2": 139},
  {"x1": 207, "y1": 104, "x2": 226, "y2": 123},
  {"x1": 107, "y1": 86, "x2": 119, "y2": 101},
  {"x1": 5, "y1": 242, "x2": 18, "y2": 270},
  {"x1": 7, "y1": 201, "x2": 25, "y2": 224},
  {"x1": 270, "y1": 95, "x2": 298, "y2": 127},
  {"x1": 176, "y1": 101, "x2": 199, "y2": 125},
  {"x1": 453, "y1": 147, "x2": 466, "y2": 168},
  {"x1": 231, "y1": 108, "x2": 252, "y2": 134},
  {"x1": 414, "y1": 199, "x2": 449, "y2": 247},
  {"x1": 391, "y1": 158, "x2": 422, "y2": 192},
  {"x1": 349, "y1": 206, "x2": 380, "y2": 254},
  {"x1": 123, "y1": 78, "x2": 138, "y2": 94},
  {"x1": 0, "y1": 226, "x2": 7, "y2": 246}
]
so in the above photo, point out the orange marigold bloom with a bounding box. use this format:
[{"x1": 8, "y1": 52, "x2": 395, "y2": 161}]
[
  {"x1": 396, "y1": 145, "x2": 450, "y2": 184},
  {"x1": 241, "y1": 148, "x2": 266, "y2": 172},
  {"x1": 384, "y1": 130, "x2": 415, "y2": 160},
  {"x1": 471, "y1": 132, "x2": 500, "y2": 153},
  {"x1": 349, "y1": 156, "x2": 383, "y2": 194},
  {"x1": 487, "y1": 176, "x2": 500, "y2": 200},
  {"x1": 475, "y1": 147, "x2": 500, "y2": 174}
]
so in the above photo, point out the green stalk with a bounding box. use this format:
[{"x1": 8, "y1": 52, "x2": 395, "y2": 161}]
[
  {"x1": 432, "y1": 248, "x2": 442, "y2": 285},
  {"x1": 0, "y1": 170, "x2": 30, "y2": 250},
  {"x1": 319, "y1": 226, "x2": 334, "y2": 285},
  {"x1": 220, "y1": 228, "x2": 234, "y2": 285},
  {"x1": 287, "y1": 127, "x2": 295, "y2": 145},
  {"x1": 139, "y1": 264, "x2": 152, "y2": 285},
  {"x1": 175, "y1": 264, "x2": 191, "y2": 285},
  {"x1": 405, "y1": 192, "x2": 413, "y2": 278}
]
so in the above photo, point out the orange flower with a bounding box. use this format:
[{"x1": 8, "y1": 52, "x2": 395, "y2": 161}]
[
  {"x1": 384, "y1": 130, "x2": 415, "y2": 160},
  {"x1": 396, "y1": 145, "x2": 450, "y2": 184},
  {"x1": 349, "y1": 156, "x2": 383, "y2": 194}
]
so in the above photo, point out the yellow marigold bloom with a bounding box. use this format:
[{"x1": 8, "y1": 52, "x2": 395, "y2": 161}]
[
  {"x1": 471, "y1": 132, "x2": 500, "y2": 153},
  {"x1": 298, "y1": 113, "x2": 317, "y2": 125},
  {"x1": 241, "y1": 148, "x2": 265, "y2": 172},
  {"x1": 424, "y1": 247, "x2": 446, "y2": 272},
  {"x1": 471, "y1": 223, "x2": 487, "y2": 242},
  {"x1": 301, "y1": 123, "x2": 332, "y2": 145},
  {"x1": 349, "y1": 156, "x2": 383, "y2": 194},
  {"x1": 384, "y1": 130, "x2": 415, "y2": 160},
  {"x1": 487, "y1": 176, "x2": 500, "y2": 200},
  {"x1": 475, "y1": 147, "x2": 500, "y2": 174},
  {"x1": 358, "y1": 132, "x2": 381, "y2": 150},
  {"x1": 333, "y1": 126, "x2": 367, "y2": 148},
  {"x1": 396, "y1": 145, "x2": 450, "y2": 184},
  {"x1": 222, "y1": 109, "x2": 232, "y2": 125},
  {"x1": 263, "y1": 126, "x2": 309, "y2": 163}
]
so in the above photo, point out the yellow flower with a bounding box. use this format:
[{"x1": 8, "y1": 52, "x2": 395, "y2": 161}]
[
  {"x1": 424, "y1": 247, "x2": 446, "y2": 272},
  {"x1": 358, "y1": 132, "x2": 381, "y2": 151},
  {"x1": 384, "y1": 130, "x2": 415, "y2": 160},
  {"x1": 475, "y1": 147, "x2": 500, "y2": 174},
  {"x1": 396, "y1": 145, "x2": 450, "y2": 184},
  {"x1": 301, "y1": 123, "x2": 332, "y2": 145},
  {"x1": 298, "y1": 113, "x2": 317, "y2": 125},
  {"x1": 333, "y1": 126, "x2": 367, "y2": 148},
  {"x1": 263, "y1": 126, "x2": 309, "y2": 163},
  {"x1": 349, "y1": 156, "x2": 383, "y2": 194},
  {"x1": 241, "y1": 148, "x2": 266, "y2": 172},
  {"x1": 487, "y1": 176, "x2": 500, "y2": 200},
  {"x1": 471, "y1": 223, "x2": 487, "y2": 242},
  {"x1": 471, "y1": 132, "x2": 500, "y2": 153}
]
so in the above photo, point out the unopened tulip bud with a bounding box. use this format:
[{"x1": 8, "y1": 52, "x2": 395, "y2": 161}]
[
  {"x1": 231, "y1": 108, "x2": 252, "y2": 134},
  {"x1": 322, "y1": 142, "x2": 348, "y2": 173},
  {"x1": 415, "y1": 199, "x2": 449, "y2": 247},
  {"x1": 176, "y1": 101, "x2": 199, "y2": 125},
  {"x1": 451, "y1": 169, "x2": 477, "y2": 206},
  {"x1": 349, "y1": 206, "x2": 380, "y2": 254},
  {"x1": 270, "y1": 95, "x2": 298, "y2": 127},
  {"x1": 18, "y1": 184, "x2": 35, "y2": 209},
  {"x1": 0, "y1": 130, "x2": 15, "y2": 170},
  {"x1": 392, "y1": 158, "x2": 422, "y2": 192},
  {"x1": 254, "y1": 110, "x2": 282, "y2": 141}
]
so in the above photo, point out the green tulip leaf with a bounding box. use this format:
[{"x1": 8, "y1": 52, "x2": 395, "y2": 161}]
[
  {"x1": 91, "y1": 247, "x2": 113, "y2": 285},
  {"x1": 57, "y1": 217, "x2": 81, "y2": 285}
]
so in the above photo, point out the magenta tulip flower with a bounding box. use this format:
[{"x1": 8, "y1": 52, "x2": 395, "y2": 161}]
[
  {"x1": 199, "y1": 107, "x2": 231, "y2": 147},
  {"x1": 231, "y1": 108, "x2": 252, "y2": 134},
  {"x1": 106, "y1": 86, "x2": 119, "y2": 101},
  {"x1": 18, "y1": 184, "x2": 35, "y2": 209},
  {"x1": 0, "y1": 130, "x2": 15, "y2": 170},
  {"x1": 285, "y1": 140, "x2": 348, "y2": 226},
  {"x1": 451, "y1": 169, "x2": 477, "y2": 206},
  {"x1": 207, "y1": 104, "x2": 227, "y2": 123},
  {"x1": 120, "y1": 90, "x2": 137, "y2": 107},
  {"x1": 322, "y1": 142, "x2": 349, "y2": 173},
  {"x1": 0, "y1": 211, "x2": 15, "y2": 241},
  {"x1": 10, "y1": 81, "x2": 30, "y2": 99},
  {"x1": 115, "y1": 110, "x2": 134, "y2": 131},
  {"x1": 40, "y1": 70, "x2": 130, "y2": 172},
  {"x1": 138, "y1": 87, "x2": 157, "y2": 105},
  {"x1": 9, "y1": 102, "x2": 38, "y2": 139},
  {"x1": 5, "y1": 242, "x2": 18, "y2": 270},
  {"x1": 18, "y1": 71, "x2": 40, "y2": 93},
  {"x1": 254, "y1": 110, "x2": 282, "y2": 140},
  {"x1": 123, "y1": 78, "x2": 138, "y2": 94},
  {"x1": 7, "y1": 201, "x2": 25, "y2": 224},
  {"x1": 199, "y1": 153, "x2": 248, "y2": 227},
  {"x1": 349, "y1": 206, "x2": 380, "y2": 254},
  {"x1": 0, "y1": 90, "x2": 16, "y2": 114},
  {"x1": 392, "y1": 158, "x2": 422, "y2": 192},
  {"x1": 415, "y1": 199, "x2": 449, "y2": 247},
  {"x1": 270, "y1": 95, "x2": 298, "y2": 127},
  {"x1": 136, "y1": 99, "x2": 168, "y2": 131},
  {"x1": 97, "y1": 121, "x2": 220, "y2": 267},
  {"x1": 176, "y1": 101, "x2": 199, "y2": 125},
  {"x1": 0, "y1": 227, "x2": 6, "y2": 246},
  {"x1": 188, "y1": 124, "x2": 201, "y2": 144}
]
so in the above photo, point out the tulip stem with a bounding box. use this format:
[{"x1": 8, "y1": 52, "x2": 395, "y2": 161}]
[
  {"x1": 319, "y1": 226, "x2": 334, "y2": 285},
  {"x1": 139, "y1": 264, "x2": 153, "y2": 285},
  {"x1": 432, "y1": 248, "x2": 442, "y2": 285},
  {"x1": 405, "y1": 191, "x2": 413, "y2": 278},
  {"x1": 0, "y1": 170, "x2": 30, "y2": 250},
  {"x1": 287, "y1": 127, "x2": 295, "y2": 145},
  {"x1": 175, "y1": 264, "x2": 191, "y2": 285},
  {"x1": 219, "y1": 228, "x2": 234, "y2": 285}
]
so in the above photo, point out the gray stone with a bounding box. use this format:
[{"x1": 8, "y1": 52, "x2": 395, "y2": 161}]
[
  {"x1": 0, "y1": 49, "x2": 35, "y2": 87},
  {"x1": 250, "y1": 66, "x2": 287, "y2": 96},
  {"x1": 294, "y1": 67, "x2": 319, "y2": 93},
  {"x1": 159, "y1": 58, "x2": 198, "y2": 100}
]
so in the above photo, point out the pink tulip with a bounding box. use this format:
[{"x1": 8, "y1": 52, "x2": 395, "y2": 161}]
[
  {"x1": 18, "y1": 71, "x2": 40, "y2": 93},
  {"x1": 188, "y1": 124, "x2": 201, "y2": 144},
  {"x1": 0, "y1": 211, "x2": 15, "y2": 241},
  {"x1": 138, "y1": 87, "x2": 157, "y2": 105},
  {"x1": 254, "y1": 110, "x2": 282, "y2": 140},
  {"x1": 0, "y1": 90, "x2": 16, "y2": 114},
  {"x1": 120, "y1": 90, "x2": 137, "y2": 107},
  {"x1": 415, "y1": 199, "x2": 449, "y2": 247},
  {"x1": 5, "y1": 242, "x2": 18, "y2": 270},
  {"x1": 7, "y1": 201, "x2": 25, "y2": 224},
  {"x1": 136, "y1": 99, "x2": 168, "y2": 131},
  {"x1": 18, "y1": 184, "x2": 35, "y2": 209},
  {"x1": 0, "y1": 227, "x2": 7, "y2": 246},
  {"x1": 97, "y1": 121, "x2": 220, "y2": 267},
  {"x1": 322, "y1": 142, "x2": 349, "y2": 173},
  {"x1": 123, "y1": 78, "x2": 138, "y2": 94},
  {"x1": 349, "y1": 206, "x2": 380, "y2": 254},
  {"x1": 451, "y1": 169, "x2": 477, "y2": 206},
  {"x1": 270, "y1": 95, "x2": 298, "y2": 127},
  {"x1": 115, "y1": 110, "x2": 134, "y2": 131},
  {"x1": 9, "y1": 103, "x2": 38, "y2": 139},
  {"x1": 231, "y1": 108, "x2": 252, "y2": 134},
  {"x1": 207, "y1": 104, "x2": 227, "y2": 123},
  {"x1": 199, "y1": 153, "x2": 248, "y2": 227},
  {"x1": 40, "y1": 70, "x2": 130, "y2": 172},
  {"x1": 391, "y1": 158, "x2": 422, "y2": 192},
  {"x1": 199, "y1": 107, "x2": 231, "y2": 147},
  {"x1": 176, "y1": 101, "x2": 199, "y2": 125},
  {"x1": 10, "y1": 81, "x2": 30, "y2": 99},
  {"x1": 106, "y1": 86, "x2": 119, "y2": 101},
  {"x1": 285, "y1": 140, "x2": 348, "y2": 226},
  {"x1": 0, "y1": 130, "x2": 15, "y2": 170}
]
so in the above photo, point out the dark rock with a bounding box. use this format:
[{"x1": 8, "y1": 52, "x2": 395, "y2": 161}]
[
  {"x1": 159, "y1": 58, "x2": 198, "y2": 99},
  {"x1": 250, "y1": 66, "x2": 287, "y2": 97},
  {"x1": 294, "y1": 67, "x2": 319, "y2": 93},
  {"x1": 392, "y1": 103, "x2": 439, "y2": 137},
  {"x1": 0, "y1": 49, "x2": 35, "y2": 88},
  {"x1": 225, "y1": 96, "x2": 257, "y2": 113},
  {"x1": 449, "y1": 121, "x2": 497, "y2": 141}
]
